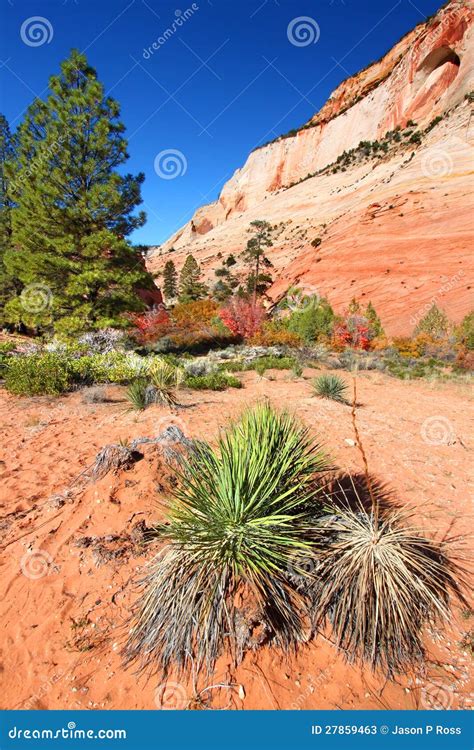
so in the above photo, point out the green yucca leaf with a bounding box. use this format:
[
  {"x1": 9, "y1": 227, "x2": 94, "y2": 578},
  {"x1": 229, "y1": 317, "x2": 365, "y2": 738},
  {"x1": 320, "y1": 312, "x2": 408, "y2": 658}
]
[
  {"x1": 125, "y1": 403, "x2": 331, "y2": 675},
  {"x1": 125, "y1": 379, "x2": 147, "y2": 411},
  {"x1": 313, "y1": 373, "x2": 349, "y2": 403}
]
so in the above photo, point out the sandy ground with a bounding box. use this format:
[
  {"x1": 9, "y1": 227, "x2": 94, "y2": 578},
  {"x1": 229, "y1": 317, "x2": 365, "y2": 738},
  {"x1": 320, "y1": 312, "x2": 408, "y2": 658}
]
[{"x1": 0, "y1": 367, "x2": 472, "y2": 711}]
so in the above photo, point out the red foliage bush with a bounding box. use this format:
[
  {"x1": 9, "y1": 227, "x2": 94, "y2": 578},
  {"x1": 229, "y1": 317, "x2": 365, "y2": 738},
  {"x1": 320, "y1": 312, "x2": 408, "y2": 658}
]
[
  {"x1": 333, "y1": 315, "x2": 370, "y2": 350},
  {"x1": 219, "y1": 298, "x2": 266, "y2": 339},
  {"x1": 127, "y1": 306, "x2": 171, "y2": 344}
]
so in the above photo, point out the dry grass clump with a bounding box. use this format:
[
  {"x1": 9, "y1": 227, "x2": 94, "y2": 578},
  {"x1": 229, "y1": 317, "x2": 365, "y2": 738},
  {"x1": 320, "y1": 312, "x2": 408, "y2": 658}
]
[{"x1": 309, "y1": 479, "x2": 467, "y2": 675}]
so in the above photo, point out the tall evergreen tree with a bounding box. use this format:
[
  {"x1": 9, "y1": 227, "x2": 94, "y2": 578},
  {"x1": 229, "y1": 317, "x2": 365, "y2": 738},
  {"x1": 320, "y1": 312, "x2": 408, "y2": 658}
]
[
  {"x1": 0, "y1": 114, "x2": 18, "y2": 326},
  {"x1": 162, "y1": 259, "x2": 178, "y2": 301},
  {"x1": 178, "y1": 254, "x2": 207, "y2": 302},
  {"x1": 212, "y1": 253, "x2": 239, "y2": 301},
  {"x1": 365, "y1": 301, "x2": 384, "y2": 337},
  {"x1": 240, "y1": 220, "x2": 273, "y2": 298},
  {"x1": 3, "y1": 49, "x2": 154, "y2": 334}
]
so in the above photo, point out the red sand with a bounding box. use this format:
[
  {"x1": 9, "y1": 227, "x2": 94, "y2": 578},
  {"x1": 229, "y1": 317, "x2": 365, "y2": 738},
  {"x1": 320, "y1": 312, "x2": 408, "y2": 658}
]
[{"x1": 0, "y1": 368, "x2": 472, "y2": 710}]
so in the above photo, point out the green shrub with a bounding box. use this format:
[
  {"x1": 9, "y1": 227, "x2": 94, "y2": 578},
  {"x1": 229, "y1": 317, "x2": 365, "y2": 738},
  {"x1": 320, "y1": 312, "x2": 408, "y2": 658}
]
[
  {"x1": 222, "y1": 356, "x2": 297, "y2": 374},
  {"x1": 68, "y1": 351, "x2": 148, "y2": 384},
  {"x1": 247, "y1": 355, "x2": 297, "y2": 371},
  {"x1": 0, "y1": 342, "x2": 16, "y2": 376},
  {"x1": 5, "y1": 352, "x2": 72, "y2": 396},
  {"x1": 414, "y1": 304, "x2": 450, "y2": 339},
  {"x1": 185, "y1": 371, "x2": 242, "y2": 391},
  {"x1": 456, "y1": 311, "x2": 474, "y2": 350},
  {"x1": 313, "y1": 373, "x2": 349, "y2": 403},
  {"x1": 286, "y1": 298, "x2": 334, "y2": 343},
  {"x1": 219, "y1": 360, "x2": 245, "y2": 372}
]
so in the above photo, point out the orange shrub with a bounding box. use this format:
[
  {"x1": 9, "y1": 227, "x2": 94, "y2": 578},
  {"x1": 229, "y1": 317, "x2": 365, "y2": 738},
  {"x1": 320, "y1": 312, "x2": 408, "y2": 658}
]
[
  {"x1": 172, "y1": 299, "x2": 219, "y2": 327},
  {"x1": 370, "y1": 335, "x2": 390, "y2": 351},
  {"x1": 455, "y1": 348, "x2": 474, "y2": 371},
  {"x1": 392, "y1": 336, "x2": 424, "y2": 358},
  {"x1": 249, "y1": 322, "x2": 303, "y2": 347}
]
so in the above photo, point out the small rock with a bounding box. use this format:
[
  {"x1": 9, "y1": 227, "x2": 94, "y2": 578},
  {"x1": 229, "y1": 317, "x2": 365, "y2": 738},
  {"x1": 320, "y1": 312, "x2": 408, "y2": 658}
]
[{"x1": 344, "y1": 439, "x2": 356, "y2": 447}]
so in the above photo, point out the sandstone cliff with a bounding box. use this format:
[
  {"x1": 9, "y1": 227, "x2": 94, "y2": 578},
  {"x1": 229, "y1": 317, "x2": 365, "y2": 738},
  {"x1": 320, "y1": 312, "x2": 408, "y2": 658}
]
[{"x1": 149, "y1": 0, "x2": 474, "y2": 334}]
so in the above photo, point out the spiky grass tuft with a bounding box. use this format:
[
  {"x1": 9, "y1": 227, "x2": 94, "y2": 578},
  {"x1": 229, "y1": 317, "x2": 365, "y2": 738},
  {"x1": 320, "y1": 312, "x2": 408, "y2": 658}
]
[
  {"x1": 313, "y1": 373, "x2": 349, "y2": 403},
  {"x1": 149, "y1": 359, "x2": 183, "y2": 406},
  {"x1": 311, "y1": 480, "x2": 467, "y2": 676},
  {"x1": 124, "y1": 403, "x2": 331, "y2": 676},
  {"x1": 126, "y1": 380, "x2": 148, "y2": 411}
]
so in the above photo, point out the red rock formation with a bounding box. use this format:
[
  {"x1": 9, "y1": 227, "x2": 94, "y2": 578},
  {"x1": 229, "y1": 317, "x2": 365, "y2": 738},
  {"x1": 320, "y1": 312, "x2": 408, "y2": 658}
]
[{"x1": 149, "y1": 1, "x2": 474, "y2": 334}]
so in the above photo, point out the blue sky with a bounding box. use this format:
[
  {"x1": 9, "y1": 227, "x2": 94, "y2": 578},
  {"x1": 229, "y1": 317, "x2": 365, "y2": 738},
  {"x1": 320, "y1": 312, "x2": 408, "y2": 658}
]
[{"x1": 1, "y1": 0, "x2": 443, "y2": 246}]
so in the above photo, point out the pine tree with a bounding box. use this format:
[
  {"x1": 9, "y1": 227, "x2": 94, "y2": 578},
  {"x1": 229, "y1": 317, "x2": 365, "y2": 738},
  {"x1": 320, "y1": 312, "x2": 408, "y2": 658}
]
[
  {"x1": 348, "y1": 297, "x2": 361, "y2": 315},
  {"x1": 3, "y1": 49, "x2": 154, "y2": 335},
  {"x1": 162, "y1": 259, "x2": 177, "y2": 301},
  {"x1": 212, "y1": 254, "x2": 239, "y2": 301},
  {"x1": 0, "y1": 114, "x2": 18, "y2": 326},
  {"x1": 178, "y1": 254, "x2": 207, "y2": 302},
  {"x1": 414, "y1": 304, "x2": 450, "y2": 339},
  {"x1": 365, "y1": 301, "x2": 384, "y2": 337},
  {"x1": 240, "y1": 220, "x2": 273, "y2": 298}
]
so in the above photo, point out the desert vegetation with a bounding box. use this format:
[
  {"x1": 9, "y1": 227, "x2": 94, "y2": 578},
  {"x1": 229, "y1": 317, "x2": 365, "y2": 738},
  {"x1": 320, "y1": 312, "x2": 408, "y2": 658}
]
[
  {"x1": 123, "y1": 402, "x2": 467, "y2": 681},
  {"x1": 0, "y1": 43, "x2": 472, "y2": 713}
]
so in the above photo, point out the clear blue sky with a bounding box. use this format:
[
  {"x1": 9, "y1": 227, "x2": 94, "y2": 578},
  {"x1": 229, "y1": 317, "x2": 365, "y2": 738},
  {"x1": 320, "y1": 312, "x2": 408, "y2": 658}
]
[{"x1": 1, "y1": 0, "x2": 443, "y2": 246}]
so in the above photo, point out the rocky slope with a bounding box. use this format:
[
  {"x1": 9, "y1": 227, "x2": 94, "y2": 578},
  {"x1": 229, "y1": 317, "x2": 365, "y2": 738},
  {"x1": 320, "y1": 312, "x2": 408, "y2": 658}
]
[{"x1": 149, "y1": 1, "x2": 474, "y2": 334}]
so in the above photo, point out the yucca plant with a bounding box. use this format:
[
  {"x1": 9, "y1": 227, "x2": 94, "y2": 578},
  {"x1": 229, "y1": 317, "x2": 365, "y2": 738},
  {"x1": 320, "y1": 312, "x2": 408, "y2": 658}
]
[
  {"x1": 124, "y1": 403, "x2": 331, "y2": 676},
  {"x1": 311, "y1": 480, "x2": 467, "y2": 676},
  {"x1": 313, "y1": 373, "x2": 349, "y2": 403},
  {"x1": 148, "y1": 359, "x2": 183, "y2": 406},
  {"x1": 126, "y1": 379, "x2": 148, "y2": 411}
]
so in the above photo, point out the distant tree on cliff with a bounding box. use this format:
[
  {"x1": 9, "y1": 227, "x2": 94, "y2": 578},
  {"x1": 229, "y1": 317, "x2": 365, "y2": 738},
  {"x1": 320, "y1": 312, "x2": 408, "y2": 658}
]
[
  {"x1": 414, "y1": 304, "x2": 450, "y2": 340},
  {"x1": 3, "y1": 49, "x2": 154, "y2": 335},
  {"x1": 163, "y1": 259, "x2": 178, "y2": 301},
  {"x1": 241, "y1": 220, "x2": 273, "y2": 297},
  {"x1": 365, "y1": 301, "x2": 384, "y2": 338},
  {"x1": 348, "y1": 297, "x2": 361, "y2": 315},
  {"x1": 178, "y1": 254, "x2": 207, "y2": 302},
  {"x1": 212, "y1": 253, "x2": 240, "y2": 301},
  {"x1": 0, "y1": 114, "x2": 18, "y2": 327}
]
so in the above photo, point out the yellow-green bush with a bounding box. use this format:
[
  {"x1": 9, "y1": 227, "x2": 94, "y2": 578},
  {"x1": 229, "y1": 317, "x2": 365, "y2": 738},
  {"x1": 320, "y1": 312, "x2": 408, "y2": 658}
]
[{"x1": 5, "y1": 352, "x2": 72, "y2": 396}]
